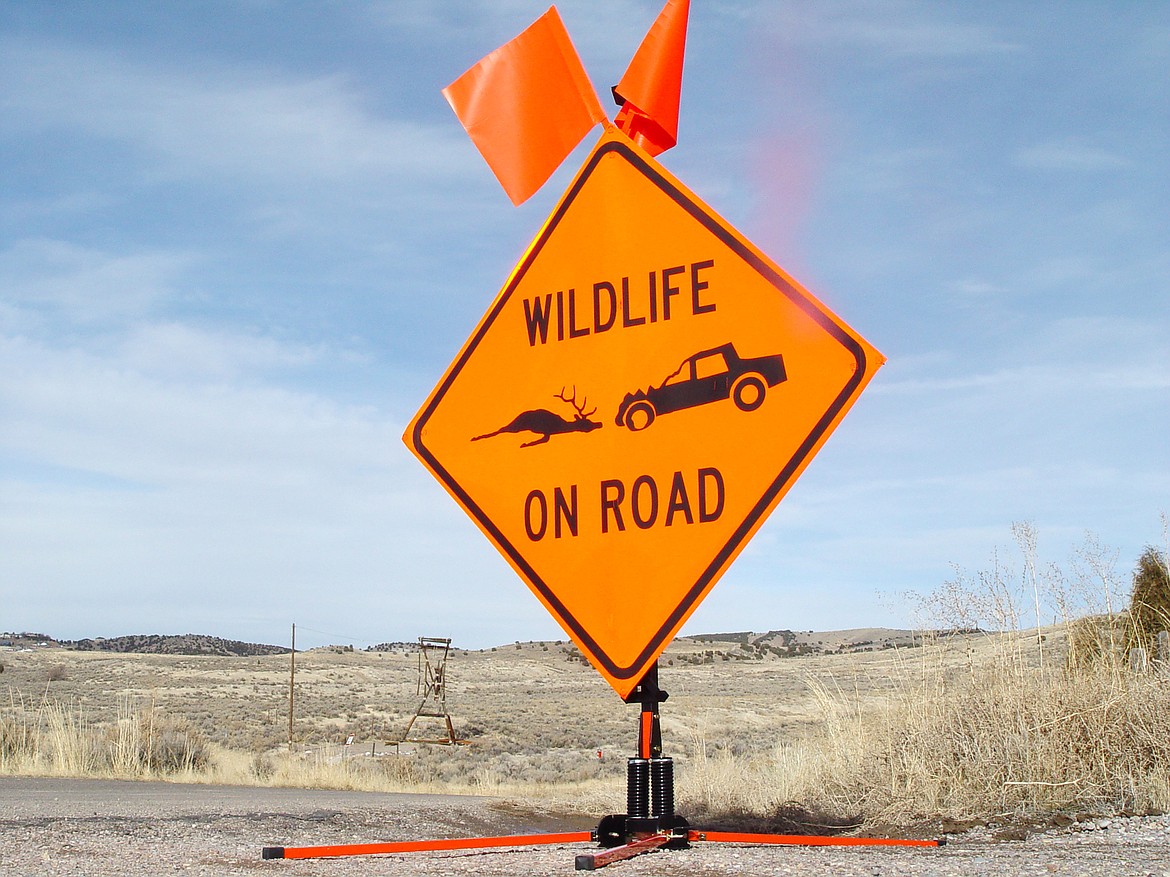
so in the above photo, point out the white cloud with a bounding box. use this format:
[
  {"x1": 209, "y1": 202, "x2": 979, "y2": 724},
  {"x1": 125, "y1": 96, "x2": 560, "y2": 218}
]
[
  {"x1": 1015, "y1": 140, "x2": 1132, "y2": 172},
  {"x1": 365, "y1": 0, "x2": 539, "y2": 36},
  {"x1": 760, "y1": 0, "x2": 1023, "y2": 58},
  {"x1": 876, "y1": 315, "x2": 1170, "y2": 396},
  {"x1": 0, "y1": 333, "x2": 378, "y2": 487},
  {"x1": 0, "y1": 238, "x2": 192, "y2": 325},
  {"x1": 0, "y1": 38, "x2": 474, "y2": 186},
  {"x1": 0, "y1": 325, "x2": 526, "y2": 646},
  {"x1": 832, "y1": 146, "x2": 946, "y2": 197},
  {"x1": 1, "y1": 191, "x2": 112, "y2": 226},
  {"x1": 948, "y1": 277, "x2": 1007, "y2": 300},
  {"x1": 116, "y1": 323, "x2": 325, "y2": 383},
  {"x1": 365, "y1": 0, "x2": 652, "y2": 68}
]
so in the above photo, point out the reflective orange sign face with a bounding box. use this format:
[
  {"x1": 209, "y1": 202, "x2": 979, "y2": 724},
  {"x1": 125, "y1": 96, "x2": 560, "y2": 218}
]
[{"x1": 405, "y1": 130, "x2": 884, "y2": 699}]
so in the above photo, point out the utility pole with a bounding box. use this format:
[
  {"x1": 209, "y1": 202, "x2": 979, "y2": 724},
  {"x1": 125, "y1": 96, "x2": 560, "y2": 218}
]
[{"x1": 288, "y1": 622, "x2": 295, "y2": 753}]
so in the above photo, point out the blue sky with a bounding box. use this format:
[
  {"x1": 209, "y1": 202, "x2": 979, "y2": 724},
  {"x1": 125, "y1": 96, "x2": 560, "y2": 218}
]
[{"x1": 2, "y1": 1, "x2": 1167, "y2": 650}]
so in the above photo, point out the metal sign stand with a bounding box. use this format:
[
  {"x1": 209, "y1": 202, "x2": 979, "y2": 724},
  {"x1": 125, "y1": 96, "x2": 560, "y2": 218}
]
[
  {"x1": 575, "y1": 663, "x2": 688, "y2": 869},
  {"x1": 262, "y1": 661, "x2": 941, "y2": 868}
]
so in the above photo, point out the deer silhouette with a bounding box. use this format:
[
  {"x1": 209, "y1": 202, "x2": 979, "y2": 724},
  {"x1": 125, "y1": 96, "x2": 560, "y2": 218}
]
[{"x1": 471, "y1": 387, "x2": 602, "y2": 448}]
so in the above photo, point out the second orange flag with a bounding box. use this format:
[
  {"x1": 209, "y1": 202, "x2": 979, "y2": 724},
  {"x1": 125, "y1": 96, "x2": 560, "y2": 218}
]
[{"x1": 613, "y1": 0, "x2": 690, "y2": 157}]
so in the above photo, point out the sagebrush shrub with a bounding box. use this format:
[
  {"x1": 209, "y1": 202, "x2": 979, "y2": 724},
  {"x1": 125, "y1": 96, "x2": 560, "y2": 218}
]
[{"x1": 1130, "y1": 547, "x2": 1170, "y2": 648}]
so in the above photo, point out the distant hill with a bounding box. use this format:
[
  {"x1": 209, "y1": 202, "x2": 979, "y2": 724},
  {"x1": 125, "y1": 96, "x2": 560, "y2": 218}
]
[
  {"x1": 5, "y1": 627, "x2": 981, "y2": 659},
  {"x1": 60, "y1": 634, "x2": 289, "y2": 657}
]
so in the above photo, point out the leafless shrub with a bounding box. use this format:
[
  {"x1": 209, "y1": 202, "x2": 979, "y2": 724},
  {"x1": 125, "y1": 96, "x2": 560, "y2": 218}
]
[
  {"x1": 379, "y1": 753, "x2": 423, "y2": 784},
  {"x1": 0, "y1": 712, "x2": 34, "y2": 764},
  {"x1": 250, "y1": 753, "x2": 275, "y2": 780}
]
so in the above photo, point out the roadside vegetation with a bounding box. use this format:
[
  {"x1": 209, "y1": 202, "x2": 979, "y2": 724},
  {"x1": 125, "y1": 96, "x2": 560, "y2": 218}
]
[
  {"x1": 1, "y1": 697, "x2": 211, "y2": 779},
  {"x1": 3, "y1": 521, "x2": 1168, "y2": 833},
  {"x1": 680, "y1": 521, "x2": 1170, "y2": 827}
]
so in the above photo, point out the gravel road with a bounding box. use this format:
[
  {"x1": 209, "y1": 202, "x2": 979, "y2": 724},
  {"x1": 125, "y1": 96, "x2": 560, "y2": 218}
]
[{"x1": 3, "y1": 777, "x2": 1169, "y2": 877}]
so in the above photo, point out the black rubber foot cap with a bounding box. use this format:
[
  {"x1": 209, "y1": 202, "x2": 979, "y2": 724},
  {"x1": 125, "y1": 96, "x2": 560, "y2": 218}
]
[
  {"x1": 262, "y1": 847, "x2": 285, "y2": 859},
  {"x1": 575, "y1": 853, "x2": 597, "y2": 870}
]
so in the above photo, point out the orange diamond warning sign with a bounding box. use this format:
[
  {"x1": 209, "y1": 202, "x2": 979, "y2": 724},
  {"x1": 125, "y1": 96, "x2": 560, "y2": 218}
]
[{"x1": 405, "y1": 130, "x2": 884, "y2": 699}]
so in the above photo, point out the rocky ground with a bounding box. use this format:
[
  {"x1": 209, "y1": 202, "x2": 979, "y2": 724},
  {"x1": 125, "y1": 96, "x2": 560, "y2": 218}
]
[{"x1": 2, "y1": 778, "x2": 1168, "y2": 877}]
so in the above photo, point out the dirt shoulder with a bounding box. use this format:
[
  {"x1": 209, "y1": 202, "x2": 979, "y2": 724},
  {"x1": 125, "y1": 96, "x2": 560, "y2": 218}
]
[{"x1": 3, "y1": 778, "x2": 1169, "y2": 877}]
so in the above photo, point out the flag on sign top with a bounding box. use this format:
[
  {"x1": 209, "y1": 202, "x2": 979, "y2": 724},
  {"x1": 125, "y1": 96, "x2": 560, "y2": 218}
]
[
  {"x1": 442, "y1": 6, "x2": 607, "y2": 206},
  {"x1": 612, "y1": 0, "x2": 690, "y2": 157}
]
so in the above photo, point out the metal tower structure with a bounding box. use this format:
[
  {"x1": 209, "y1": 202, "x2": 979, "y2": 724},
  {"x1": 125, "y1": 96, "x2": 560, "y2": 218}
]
[{"x1": 400, "y1": 636, "x2": 463, "y2": 745}]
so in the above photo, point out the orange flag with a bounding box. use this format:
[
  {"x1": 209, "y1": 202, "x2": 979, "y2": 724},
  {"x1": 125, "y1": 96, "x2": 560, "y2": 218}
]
[
  {"x1": 442, "y1": 7, "x2": 607, "y2": 206},
  {"x1": 612, "y1": 0, "x2": 690, "y2": 156}
]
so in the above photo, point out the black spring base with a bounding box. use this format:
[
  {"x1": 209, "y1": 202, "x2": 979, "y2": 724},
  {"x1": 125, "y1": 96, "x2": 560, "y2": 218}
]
[
  {"x1": 593, "y1": 756, "x2": 687, "y2": 850},
  {"x1": 627, "y1": 756, "x2": 676, "y2": 818},
  {"x1": 593, "y1": 813, "x2": 690, "y2": 849}
]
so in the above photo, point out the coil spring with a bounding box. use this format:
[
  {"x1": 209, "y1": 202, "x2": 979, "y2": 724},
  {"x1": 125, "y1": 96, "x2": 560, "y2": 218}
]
[
  {"x1": 626, "y1": 758, "x2": 651, "y2": 818},
  {"x1": 650, "y1": 757, "x2": 674, "y2": 817}
]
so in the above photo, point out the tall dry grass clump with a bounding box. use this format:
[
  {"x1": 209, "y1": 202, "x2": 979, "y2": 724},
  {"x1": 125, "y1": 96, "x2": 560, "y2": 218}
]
[
  {"x1": 681, "y1": 642, "x2": 1170, "y2": 829},
  {"x1": 1129, "y1": 545, "x2": 1170, "y2": 652},
  {"x1": 680, "y1": 523, "x2": 1170, "y2": 828},
  {"x1": 1, "y1": 694, "x2": 210, "y2": 778},
  {"x1": 795, "y1": 654, "x2": 1170, "y2": 824}
]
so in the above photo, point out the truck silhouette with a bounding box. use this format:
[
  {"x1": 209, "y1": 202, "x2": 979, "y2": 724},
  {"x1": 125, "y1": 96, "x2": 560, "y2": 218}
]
[{"x1": 615, "y1": 343, "x2": 786, "y2": 431}]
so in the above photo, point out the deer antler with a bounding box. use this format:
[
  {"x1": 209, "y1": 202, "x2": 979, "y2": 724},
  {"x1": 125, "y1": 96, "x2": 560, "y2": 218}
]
[{"x1": 555, "y1": 386, "x2": 597, "y2": 419}]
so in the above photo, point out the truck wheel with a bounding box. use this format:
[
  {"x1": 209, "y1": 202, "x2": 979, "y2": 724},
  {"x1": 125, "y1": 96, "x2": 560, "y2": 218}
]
[
  {"x1": 732, "y1": 375, "x2": 766, "y2": 412},
  {"x1": 623, "y1": 401, "x2": 656, "y2": 431}
]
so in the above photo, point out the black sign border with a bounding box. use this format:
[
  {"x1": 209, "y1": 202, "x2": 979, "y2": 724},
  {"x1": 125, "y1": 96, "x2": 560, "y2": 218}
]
[{"x1": 411, "y1": 137, "x2": 868, "y2": 682}]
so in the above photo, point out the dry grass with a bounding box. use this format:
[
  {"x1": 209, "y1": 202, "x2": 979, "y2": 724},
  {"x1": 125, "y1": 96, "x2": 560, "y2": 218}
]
[
  {"x1": 678, "y1": 632, "x2": 1170, "y2": 827},
  {"x1": 1, "y1": 694, "x2": 210, "y2": 779},
  {"x1": 6, "y1": 628, "x2": 1168, "y2": 831},
  {"x1": 676, "y1": 525, "x2": 1170, "y2": 828}
]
